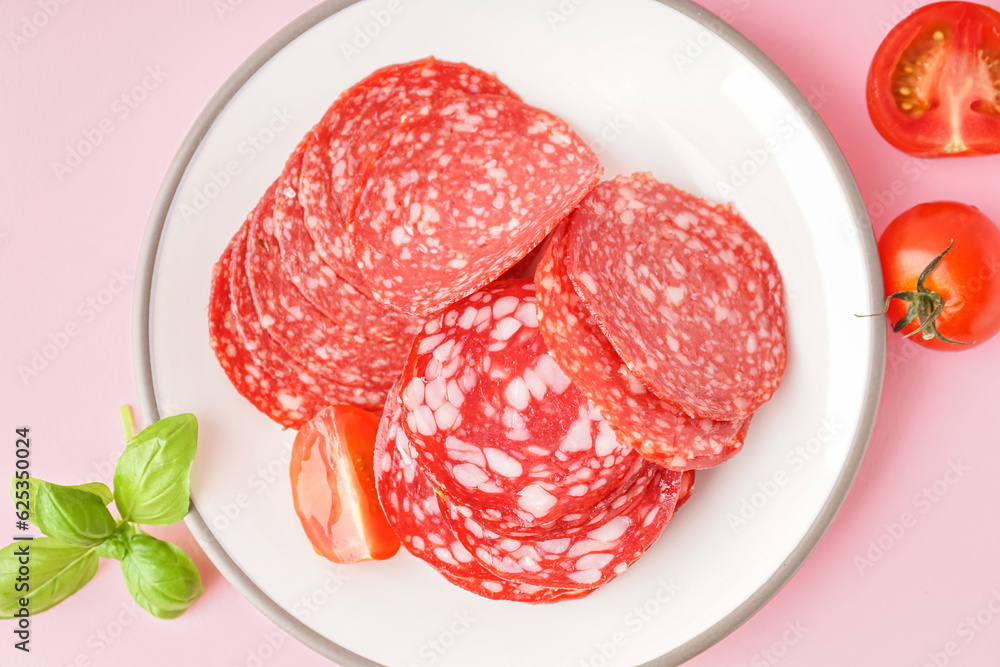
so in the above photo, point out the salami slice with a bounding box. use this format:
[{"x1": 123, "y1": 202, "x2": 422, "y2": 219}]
[
  {"x1": 374, "y1": 386, "x2": 594, "y2": 603},
  {"x1": 272, "y1": 138, "x2": 423, "y2": 344},
  {"x1": 228, "y1": 196, "x2": 385, "y2": 418},
  {"x1": 209, "y1": 228, "x2": 329, "y2": 428},
  {"x1": 442, "y1": 460, "x2": 682, "y2": 589},
  {"x1": 397, "y1": 279, "x2": 642, "y2": 535},
  {"x1": 535, "y1": 222, "x2": 749, "y2": 470},
  {"x1": 299, "y1": 57, "x2": 520, "y2": 287},
  {"x1": 245, "y1": 165, "x2": 411, "y2": 390},
  {"x1": 566, "y1": 174, "x2": 786, "y2": 421},
  {"x1": 354, "y1": 94, "x2": 602, "y2": 315},
  {"x1": 676, "y1": 470, "x2": 695, "y2": 511}
]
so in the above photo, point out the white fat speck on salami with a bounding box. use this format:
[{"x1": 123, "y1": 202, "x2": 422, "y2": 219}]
[
  {"x1": 299, "y1": 57, "x2": 521, "y2": 289},
  {"x1": 396, "y1": 279, "x2": 642, "y2": 535},
  {"x1": 566, "y1": 173, "x2": 787, "y2": 421},
  {"x1": 374, "y1": 384, "x2": 594, "y2": 603},
  {"x1": 441, "y1": 458, "x2": 682, "y2": 589},
  {"x1": 353, "y1": 95, "x2": 602, "y2": 316},
  {"x1": 535, "y1": 222, "x2": 750, "y2": 470}
]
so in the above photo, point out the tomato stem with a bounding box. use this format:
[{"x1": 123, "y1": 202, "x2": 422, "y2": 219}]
[{"x1": 878, "y1": 240, "x2": 972, "y2": 346}]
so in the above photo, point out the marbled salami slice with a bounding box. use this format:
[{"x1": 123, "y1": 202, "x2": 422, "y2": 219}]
[
  {"x1": 245, "y1": 171, "x2": 410, "y2": 390},
  {"x1": 354, "y1": 95, "x2": 602, "y2": 315},
  {"x1": 535, "y1": 223, "x2": 749, "y2": 470},
  {"x1": 566, "y1": 174, "x2": 786, "y2": 421},
  {"x1": 273, "y1": 138, "x2": 423, "y2": 344},
  {"x1": 676, "y1": 470, "x2": 695, "y2": 511},
  {"x1": 374, "y1": 386, "x2": 593, "y2": 603},
  {"x1": 443, "y1": 460, "x2": 682, "y2": 589},
  {"x1": 398, "y1": 279, "x2": 641, "y2": 534},
  {"x1": 228, "y1": 198, "x2": 385, "y2": 418},
  {"x1": 300, "y1": 57, "x2": 520, "y2": 287},
  {"x1": 209, "y1": 228, "x2": 328, "y2": 428}
]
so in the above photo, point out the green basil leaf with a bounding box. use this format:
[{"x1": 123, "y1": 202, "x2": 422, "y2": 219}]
[
  {"x1": 9, "y1": 478, "x2": 113, "y2": 523},
  {"x1": 0, "y1": 537, "x2": 98, "y2": 618},
  {"x1": 72, "y1": 482, "x2": 114, "y2": 505},
  {"x1": 121, "y1": 534, "x2": 202, "y2": 619},
  {"x1": 93, "y1": 523, "x2": 137, "y2": 561},
  {"x1": 113, "y1": 414, "x2": 198, "y2": 525},
  {"x1": 33, "y1": 481, "x2": 117, "y2": 548}
]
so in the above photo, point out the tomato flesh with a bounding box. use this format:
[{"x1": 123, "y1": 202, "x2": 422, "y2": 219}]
[
  {"x1": 867, "y1": 2, "x2": 1000, "y2": 156},
  {"x1": 879, "y1": 201, "x2": 1000, "y2": 351},
  {"x1": 290, "y1": 406, "x2": 400, "y2": 563}
]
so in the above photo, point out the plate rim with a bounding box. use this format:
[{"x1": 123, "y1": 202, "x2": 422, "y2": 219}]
[{"x1": 132, "y1": 1, "x2": 886, "y2": 665}]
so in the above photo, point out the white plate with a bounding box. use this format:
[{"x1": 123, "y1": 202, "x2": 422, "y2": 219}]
[{"x1": 134, "y1": 1, "x2": 884, "y2": 665}]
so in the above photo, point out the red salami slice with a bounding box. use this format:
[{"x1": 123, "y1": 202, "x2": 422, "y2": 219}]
[
  {"x1": 443, "y1": 460, "x2": 682, "y2": 589},
  {"x1": 245, "y1": 167, "x2": 411, "y2": 390},
  {"x1": 398, "y1": 279, "x2": 642, "y2": 535},
  {"x1": 209, "y1": 228, "x2": 329, "y2": 428},
  {"x1": 535, "y1": 223, "x2": 749, "y2": 470},
  {"x1": 676, "y1": 470, "x2": 695, "y2": 511},
  {"x1": 228, "y1": 198, "x2": 385, "y2": 418},
  {"x1": 354, "y1": 95, "x2": 602, "y2": 316},
  {"x1": 272, "y1": 138, "x2": 423, "y2": 344},
  {"x1": 566, "y1": 174, "x2": 786, "y2": 421},
  {"x1": 374, "y1": 386, "x2": 594, "y2": 603},
  {"x1": 300, "y1": 57, "x2": 520, "y2": 288}
]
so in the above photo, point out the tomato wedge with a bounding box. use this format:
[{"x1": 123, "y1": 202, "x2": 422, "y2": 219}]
[
  {"x1": 867, "y1": 1, "x2": 1000, "y2": 156},
  {"x1": 289, "y1": 406, "x2": 400, "y2": 563}
]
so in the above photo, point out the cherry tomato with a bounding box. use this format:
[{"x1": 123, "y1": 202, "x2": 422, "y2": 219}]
[
  {"x1": 289, "y1": 406, "x2": 400, "y2": 563},
  {"x1": 878, "y1": 201, "x2": 1000, "y2": 350},
  {"x1": 866, "y1": 2, "x2": 1000, "y2": 156}
]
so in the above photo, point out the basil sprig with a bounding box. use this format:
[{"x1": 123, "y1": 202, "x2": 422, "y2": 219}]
[{"x1": 0, "y1": 410, "x2": 203, "y2": 619}]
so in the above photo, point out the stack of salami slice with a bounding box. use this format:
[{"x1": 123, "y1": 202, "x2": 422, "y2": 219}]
[
  {"x1": 209, "y1": 57, "x2": 601, "y2": 428},
  {"x1": 535, "y1": 174, "x2": 786, "y2": 472},
  {"x1": 208, "y1": 56, "x2": 787, "y2": 602},
  {"x1": 375, "y1": 279, "x2": 695, "y2": 601}
]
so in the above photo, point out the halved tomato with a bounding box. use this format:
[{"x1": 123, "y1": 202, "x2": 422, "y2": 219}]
[
  {"x1": 867, "y1": 1, "x2": 1000, "y2": 156},
  {"x1": 289, "y1": 406, "x2": 400, "y2": 563}
]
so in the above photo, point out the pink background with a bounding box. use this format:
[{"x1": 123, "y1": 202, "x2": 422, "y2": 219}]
[{"x1": 2, "y1": 0, "x2": 1000, "y2": 665}]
